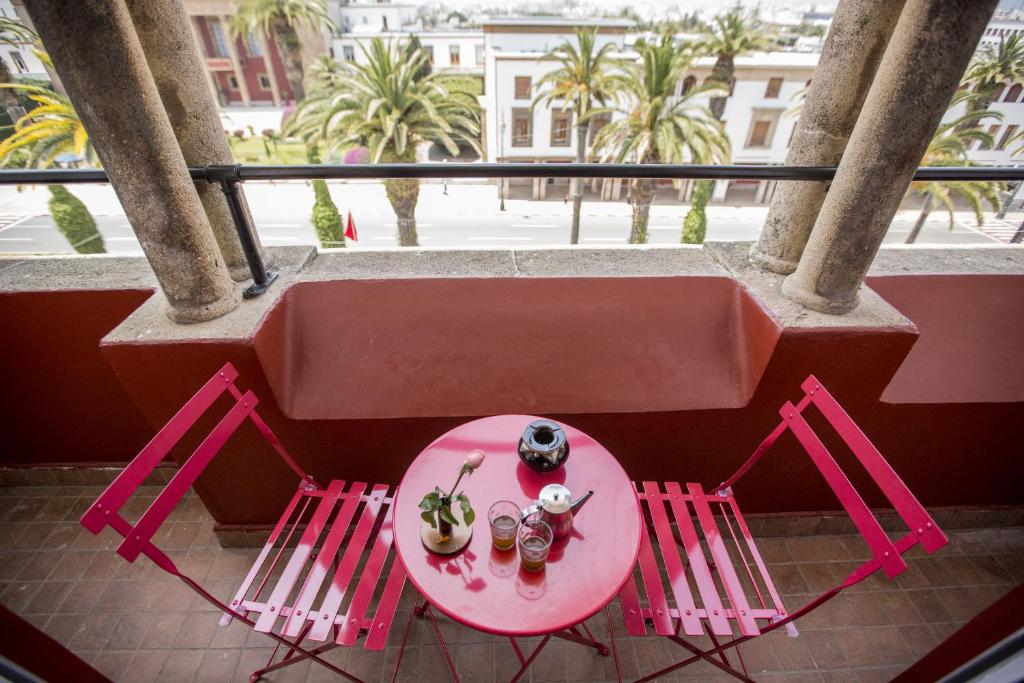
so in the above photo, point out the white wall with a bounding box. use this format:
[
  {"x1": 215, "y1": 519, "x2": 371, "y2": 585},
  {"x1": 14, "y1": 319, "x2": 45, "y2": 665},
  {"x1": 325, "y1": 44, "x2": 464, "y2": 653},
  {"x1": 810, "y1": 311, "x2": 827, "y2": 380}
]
[
  {"x1": 328, "y1": 2, "x2": 417, "y2": 34},
  {"x1": 333, "y1": 31, "x2": 483, "y2": 71}
]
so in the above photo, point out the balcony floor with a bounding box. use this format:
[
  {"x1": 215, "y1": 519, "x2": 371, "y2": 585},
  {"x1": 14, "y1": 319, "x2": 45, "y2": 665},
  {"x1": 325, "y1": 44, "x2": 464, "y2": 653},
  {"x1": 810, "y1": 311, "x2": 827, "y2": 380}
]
[{"x1": 1, "y1": 484, "x2": 1021, "y2": 683}]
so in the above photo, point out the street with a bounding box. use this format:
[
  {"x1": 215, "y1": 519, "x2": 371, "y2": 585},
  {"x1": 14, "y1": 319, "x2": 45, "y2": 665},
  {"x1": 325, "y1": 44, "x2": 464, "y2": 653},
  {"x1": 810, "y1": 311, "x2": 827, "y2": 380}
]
[{"x1": 0, "y1": 181, "x2": 1007, "y2": 254}]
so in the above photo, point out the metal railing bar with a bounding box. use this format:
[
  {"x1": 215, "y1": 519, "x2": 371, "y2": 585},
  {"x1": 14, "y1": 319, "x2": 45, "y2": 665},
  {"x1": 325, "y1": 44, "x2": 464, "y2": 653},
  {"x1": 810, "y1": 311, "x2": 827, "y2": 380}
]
[{"x1": 1, "y1": 163, "x2": 1024, "y2": 185}]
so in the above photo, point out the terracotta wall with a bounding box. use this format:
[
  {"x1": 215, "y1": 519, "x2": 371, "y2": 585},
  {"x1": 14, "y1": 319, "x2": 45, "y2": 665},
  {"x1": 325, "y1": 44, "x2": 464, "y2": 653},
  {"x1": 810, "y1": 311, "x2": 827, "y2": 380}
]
[
  {"x1": 3, "y1": 273, "x2": 1022, "y2": 526},
  {"x1": 0, "y1": 289, "x2": 154, "y2": 465}
]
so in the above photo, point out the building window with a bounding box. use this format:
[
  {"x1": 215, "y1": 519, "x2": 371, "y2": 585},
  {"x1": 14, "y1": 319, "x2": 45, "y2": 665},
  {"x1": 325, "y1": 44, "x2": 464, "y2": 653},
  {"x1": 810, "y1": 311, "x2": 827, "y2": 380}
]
[
  {"x1": 511, "y1": 108, "x2": 532, "y2": 147},
  {"x1": 209, "y1": 19, "x2": 230, "y2": 58},
  {"x1": 590, "y1": 112, "x2": 612, "y2": 140},
  {"x1": 259, "y1": 74, "x2": 271, "y2": 90},
  {"x1": 8, "y1": 50, "x2": 27, "y2": 73},
  {"x1": 746, "y1": 111, "x2": 782, "y2": 149},
  {"x1": 449, "y1": 44, "x2": 460, "y2": 66},
  {"x1": 551, "y1": 110, "x2": 572, "y2": 146},
  {"x1": 343, "y1": 45, "x2": 355, "y2": 61},
  {"x1": 227, "y1": 75, "x2": 239, "y2": 90},
  {"x1": 680, "y1": 75, "x2": 696, "y2": 95},
  {"x1": 765, "y1": 77, "x2": 784, "y2": 98},
  {"x1": 979, "y1": 124, "x2": 1001, "y2": 150},
  {"x1": 997, "y1": 124, "x2": 1019, "y2": 150},
  {"x1": 1005, "y1": 83, "x2": 1023, "y2": 102},
  {"x1": 246, "y1": 32, "x2": 262, "y2": 57},
  {"x1": 475, "y1": 44, "x2": 484, "y2": 65},
  {"x1": 514, "y1": 76, "x2": 532, "y2": 100},
  {"x1": 424, "y1": 45, "x2": 434, "y2": 65}
]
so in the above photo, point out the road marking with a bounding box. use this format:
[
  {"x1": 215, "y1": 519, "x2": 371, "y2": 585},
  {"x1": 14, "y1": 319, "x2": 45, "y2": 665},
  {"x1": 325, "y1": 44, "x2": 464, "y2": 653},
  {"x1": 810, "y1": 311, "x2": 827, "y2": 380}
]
[
  {"x1": 0, "y1": 237, "x2": 33, "y2": 242},
  {"x1": 467, "y1": 236, "x2": 534, "y2": 241},
  {"x1": 510, "y1": 223, "x2": 558, "y2": 228},
  {"x1": 384, "y1": 223, "x2": 434, "y2": 228},
  {"x1": 0, "y1": 215, "x2": 36, "y2": 233}
]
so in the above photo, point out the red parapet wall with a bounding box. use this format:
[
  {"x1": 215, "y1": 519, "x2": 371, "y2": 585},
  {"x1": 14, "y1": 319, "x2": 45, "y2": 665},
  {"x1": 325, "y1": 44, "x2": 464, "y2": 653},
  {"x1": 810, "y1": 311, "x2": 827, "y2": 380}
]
[
  {"x1": 0, "y1": 289, "x2": 154, "y2": 465},
  {"x1": 2, "y1": 269, "x2": 1022, "y2": 524}
]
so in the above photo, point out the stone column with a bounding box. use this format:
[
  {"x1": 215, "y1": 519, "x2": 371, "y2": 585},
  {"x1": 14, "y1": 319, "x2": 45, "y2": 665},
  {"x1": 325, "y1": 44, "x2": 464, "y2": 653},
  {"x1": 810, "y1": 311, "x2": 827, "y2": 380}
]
[
  {"x1": 127, "y1": 0, "x2": 252, "y2": 282},
  {"x1": 257, "y1": 31, "x2": 283, "y2": 106},
  {"x1": 749, "y1": 0, "x2": 906, "y2": 274},
  {"x1": 782, "y1": 0, "x2": 998, "y2": 314},
  {"x1": 219, "y1": 16, "x2": 251, "y2": 106},
  {"x1": 23, "y1": 0, "x2": 239, "y2": 323}
]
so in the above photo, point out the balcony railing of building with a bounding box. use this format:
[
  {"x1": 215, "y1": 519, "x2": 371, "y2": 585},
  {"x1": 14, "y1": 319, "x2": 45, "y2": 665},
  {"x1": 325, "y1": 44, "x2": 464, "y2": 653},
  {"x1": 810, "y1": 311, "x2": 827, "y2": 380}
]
[{"x1": 1, "y1": 163, "x2": 1022, "y2": 297}]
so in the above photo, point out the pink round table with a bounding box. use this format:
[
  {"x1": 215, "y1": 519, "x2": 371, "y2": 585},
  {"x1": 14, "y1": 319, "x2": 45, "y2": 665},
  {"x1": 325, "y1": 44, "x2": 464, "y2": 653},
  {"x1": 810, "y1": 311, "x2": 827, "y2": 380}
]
[{"x1": 393, "y1": 415, "x2": 642, "y2": 681}]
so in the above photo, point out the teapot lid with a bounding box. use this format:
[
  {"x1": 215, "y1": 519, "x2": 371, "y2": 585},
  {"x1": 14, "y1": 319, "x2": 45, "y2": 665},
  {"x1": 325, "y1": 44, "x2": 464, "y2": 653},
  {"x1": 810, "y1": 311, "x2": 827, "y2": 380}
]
[{"x1": 538, "y1": 483, "x2": 573, "y2": 514}]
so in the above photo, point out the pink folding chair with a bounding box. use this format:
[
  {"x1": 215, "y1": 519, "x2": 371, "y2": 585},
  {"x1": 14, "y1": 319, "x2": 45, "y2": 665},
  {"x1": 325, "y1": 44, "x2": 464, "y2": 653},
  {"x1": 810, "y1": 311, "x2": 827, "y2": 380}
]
[
  {"x1": 79, "y1": 362, "x2": 411, "y2": 682},
  {"x1": 618, "y1": 374, "x2": 949, "y2": 682}
]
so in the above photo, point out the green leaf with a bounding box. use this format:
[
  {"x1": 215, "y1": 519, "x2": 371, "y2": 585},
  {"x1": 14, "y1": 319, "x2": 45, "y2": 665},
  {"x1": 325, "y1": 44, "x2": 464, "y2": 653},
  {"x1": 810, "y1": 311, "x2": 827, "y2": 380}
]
[
  {"x1": 421, "y1": 510, "x2": 437, "y2": 528},
  {"x1": 439, "y1": 505, "x2": 458, "y2": 527},
  {"x1": 418, "y1": 492, "x2": 440, "y2": 511},
  {"x1": 456, "y1": 493, "x2": 475, "y2": 526}
]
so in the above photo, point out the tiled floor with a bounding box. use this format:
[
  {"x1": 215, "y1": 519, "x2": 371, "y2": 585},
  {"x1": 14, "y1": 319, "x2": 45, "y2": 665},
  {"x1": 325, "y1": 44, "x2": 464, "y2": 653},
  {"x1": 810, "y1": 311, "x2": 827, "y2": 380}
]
[{"x1": 1, "y1": 484, "x2": 1021, "y2": 682}]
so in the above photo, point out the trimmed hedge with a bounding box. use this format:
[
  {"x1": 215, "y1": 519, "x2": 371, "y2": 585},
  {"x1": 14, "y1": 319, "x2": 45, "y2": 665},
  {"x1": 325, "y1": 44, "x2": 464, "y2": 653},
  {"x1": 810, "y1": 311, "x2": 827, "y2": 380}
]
[
  {"x1": 681, "y1": 179, "x2": 711, "y2": 244},
  {"x1": 48, "y1": 185, "x2": 105, "y2": 254},
  {"x1": 312, "y1": 179, "x2": 345, "y2": 248}
]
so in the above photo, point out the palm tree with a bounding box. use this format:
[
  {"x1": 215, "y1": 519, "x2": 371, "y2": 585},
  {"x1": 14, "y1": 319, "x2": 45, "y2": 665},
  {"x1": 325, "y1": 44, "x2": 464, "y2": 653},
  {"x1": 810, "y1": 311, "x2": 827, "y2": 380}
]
[
  {"x1": 904, "y1": 93, "x2": 1004, "y2": 244},
  {"x1": 533, "y1": 28, "x2": 625, "y2": 244},
  {"x1": 231, "y1": 0, "x2": 332, "y2": 103},
  {"x1": 594, "y1": 36, "x2": 730, "y2": 244},
  {"x1": 0, "y1": 83, "x2": 104, "y2": 253},
  {"x1": 287, "y1": 39, "x2": 480, "y2": 246},
  {"x1": 962, "y1": 35, "x2": 1024, "y2": 116},
  {"x1": 699, "y1": 10, "x2": 773, "y2": 120}
]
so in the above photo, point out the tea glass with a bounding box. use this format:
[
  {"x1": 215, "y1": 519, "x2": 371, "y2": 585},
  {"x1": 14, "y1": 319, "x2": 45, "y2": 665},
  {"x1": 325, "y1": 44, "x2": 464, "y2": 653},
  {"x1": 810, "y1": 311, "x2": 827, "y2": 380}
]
[
  {"x1": 517, "y1": 519, "x2": 553, "y2": 572},
  {"x1": 488, "y1": 500, "x2": 520, "y2": 551}
]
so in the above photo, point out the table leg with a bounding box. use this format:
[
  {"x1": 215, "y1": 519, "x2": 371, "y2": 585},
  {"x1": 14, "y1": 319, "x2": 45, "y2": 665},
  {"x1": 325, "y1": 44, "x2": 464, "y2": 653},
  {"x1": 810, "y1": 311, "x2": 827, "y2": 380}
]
[{"x1": 420, "y1": 602, "x2": 460, "y2": 682}]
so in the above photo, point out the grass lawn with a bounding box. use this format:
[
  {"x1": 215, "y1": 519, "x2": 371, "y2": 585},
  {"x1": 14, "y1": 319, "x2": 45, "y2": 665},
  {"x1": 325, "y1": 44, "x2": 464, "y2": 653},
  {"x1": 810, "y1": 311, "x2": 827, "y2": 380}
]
[{"x1": 227, "y1": 136, "x2": 308, "y2": 164}]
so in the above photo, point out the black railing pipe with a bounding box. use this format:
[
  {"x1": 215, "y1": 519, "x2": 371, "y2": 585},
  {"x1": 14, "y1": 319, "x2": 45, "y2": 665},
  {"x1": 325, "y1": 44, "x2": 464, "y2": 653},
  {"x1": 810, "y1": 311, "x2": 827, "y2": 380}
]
[
  {"x1": 1, "y1": 163, "x2": 1021, "y2": 297},
  {"x1": 1, "y1": 163, "x2": 1024, "y2": 185}
]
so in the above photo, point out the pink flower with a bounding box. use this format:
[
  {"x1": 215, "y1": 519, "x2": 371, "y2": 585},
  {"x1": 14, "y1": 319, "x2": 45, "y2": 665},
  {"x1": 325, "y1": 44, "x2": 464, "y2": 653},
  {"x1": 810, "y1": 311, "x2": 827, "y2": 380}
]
[{"x1": 465, "y1": 449, "x2": 486, "y2": 470}]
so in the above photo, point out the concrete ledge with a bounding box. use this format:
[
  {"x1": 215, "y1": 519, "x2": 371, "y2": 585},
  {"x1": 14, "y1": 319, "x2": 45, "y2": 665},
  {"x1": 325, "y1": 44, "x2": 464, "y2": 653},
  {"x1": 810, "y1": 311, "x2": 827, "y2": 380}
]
[
  {"x1": 513, "y1": 245, "x2": 728, "y2": 277},
  {"x1": 869, "y1": 245, "x2": 1024, "y2": 275},
  {"x1": 101, "y1": 246, "x2": 315, "y2": 343},
  {"x1": 705, "y1": 240, "x2": 916, "y2": 331},
  {"x1": 304, "y1": 248, "x2": 517, "y2": 280},
  {"x1": 0, "y1": 255, "x2": 158, "y2": 291}
]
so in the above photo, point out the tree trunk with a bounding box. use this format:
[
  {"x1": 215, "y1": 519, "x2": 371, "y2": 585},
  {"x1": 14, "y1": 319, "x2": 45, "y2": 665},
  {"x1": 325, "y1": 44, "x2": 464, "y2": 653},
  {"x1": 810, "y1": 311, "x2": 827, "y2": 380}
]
[
  {"x1": 628, "y1": 178, "x2": 656, "y2": 244},
  {"x1": 569, "y1": 120, "x2": 590, "y2": 244},
  {"x1": 271, "y1": 20, "x2": 304, "y2": 102},
  {"x1": 385, "y1": 177, "x2": 420, "y2": 246},
  {"x1": 905, "y1": 195, "x2": 933, "y2": 244},
  {"x1": 709, "y1": 54, "x2": 734, "y2": 121}
]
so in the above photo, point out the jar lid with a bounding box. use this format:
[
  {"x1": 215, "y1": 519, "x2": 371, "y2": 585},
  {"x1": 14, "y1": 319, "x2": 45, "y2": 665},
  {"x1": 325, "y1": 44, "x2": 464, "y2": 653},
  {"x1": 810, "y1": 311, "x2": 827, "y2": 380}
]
[{"x1": 539, "y1": 484, "x2": 573, "y2": 514}]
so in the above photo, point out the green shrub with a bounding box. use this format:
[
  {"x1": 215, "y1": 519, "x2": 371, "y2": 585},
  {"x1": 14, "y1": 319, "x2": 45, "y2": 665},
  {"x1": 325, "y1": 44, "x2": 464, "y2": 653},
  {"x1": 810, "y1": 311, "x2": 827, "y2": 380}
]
[
  {"x1": 311, "y1": 179, "x2": 345, "y2": 248},
  {"x1": 681, "y1": 179, "x2": 711, "y2": 244},
  {"x1": 48, "y1": 185, "x2": 104, "y2": 254}
]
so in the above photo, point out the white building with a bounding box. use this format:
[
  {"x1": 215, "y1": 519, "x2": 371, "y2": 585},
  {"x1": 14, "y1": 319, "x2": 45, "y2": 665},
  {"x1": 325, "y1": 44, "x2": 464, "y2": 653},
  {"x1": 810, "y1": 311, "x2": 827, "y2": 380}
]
[
  {"x1": 482, "y1": 18, "x2": 632, "y2": 199},
  {"x1": 0, "y1": 0, "x2": 49, "y2": 83},
  {"x1": 333, "y1": 30, "x2": 484, "y2": 72},
  {"x1": 328, "y1": 1, "x2": 417, "y2": 35}
]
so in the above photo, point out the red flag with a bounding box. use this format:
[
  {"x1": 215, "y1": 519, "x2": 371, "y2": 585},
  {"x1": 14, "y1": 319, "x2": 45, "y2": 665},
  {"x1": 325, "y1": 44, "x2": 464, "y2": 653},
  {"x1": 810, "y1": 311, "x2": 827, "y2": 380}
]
[{"x1": 345, "y1": 210, "x2": 358, "y2": 241}]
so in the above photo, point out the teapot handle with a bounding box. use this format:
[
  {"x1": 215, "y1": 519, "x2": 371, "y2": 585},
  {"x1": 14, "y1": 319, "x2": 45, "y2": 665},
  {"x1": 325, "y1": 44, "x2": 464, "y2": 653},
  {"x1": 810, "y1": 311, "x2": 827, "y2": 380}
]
[{"x1": 520, "y1": 502, "x2": 542, "y2": 525}]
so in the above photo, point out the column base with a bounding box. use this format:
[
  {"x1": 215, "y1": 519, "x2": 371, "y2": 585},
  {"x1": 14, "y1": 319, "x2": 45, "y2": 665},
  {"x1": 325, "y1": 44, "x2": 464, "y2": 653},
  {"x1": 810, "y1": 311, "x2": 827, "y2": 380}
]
[
  {"x1": 748, "y1": 244, "x2": 799, "y2": 275},
  {"x1": 781, "y1": 274, "x2": 859, "y2": 315},
  {"x1": 164, "y1": 287, "x2": 242, "y2": 324}
]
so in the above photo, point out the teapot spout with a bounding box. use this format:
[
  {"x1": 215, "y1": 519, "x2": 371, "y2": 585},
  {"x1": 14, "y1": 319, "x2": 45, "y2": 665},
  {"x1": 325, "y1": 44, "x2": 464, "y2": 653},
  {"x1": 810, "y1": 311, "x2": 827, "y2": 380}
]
[{"x1": 570, "y1": 490, "x2": 594, "y2": 515}]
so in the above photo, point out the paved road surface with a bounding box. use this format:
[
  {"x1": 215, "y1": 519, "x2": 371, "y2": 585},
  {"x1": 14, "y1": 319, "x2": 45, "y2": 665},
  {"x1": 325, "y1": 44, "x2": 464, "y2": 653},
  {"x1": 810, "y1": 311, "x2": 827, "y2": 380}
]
[{"x1": 0, "y1": 181, "x2": 1004, "y2": 255}]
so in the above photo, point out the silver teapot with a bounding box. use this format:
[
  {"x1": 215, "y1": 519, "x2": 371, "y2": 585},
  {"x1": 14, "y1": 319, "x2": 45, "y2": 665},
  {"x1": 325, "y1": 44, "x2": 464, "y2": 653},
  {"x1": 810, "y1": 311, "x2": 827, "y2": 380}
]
[{"x1": 521, "y1": 484, "x2": 593, "y2": 540}]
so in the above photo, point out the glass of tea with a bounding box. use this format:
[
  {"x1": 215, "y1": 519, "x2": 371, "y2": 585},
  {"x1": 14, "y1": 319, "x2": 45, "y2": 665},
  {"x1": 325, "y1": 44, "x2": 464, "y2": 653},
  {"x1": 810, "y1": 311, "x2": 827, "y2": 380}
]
[
  {"x1": 488, "y1": 500, "x2": 520, "y2": 551},
  {"x1": 517, "y1": 518, "x2": 553, "y2": 572}
]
